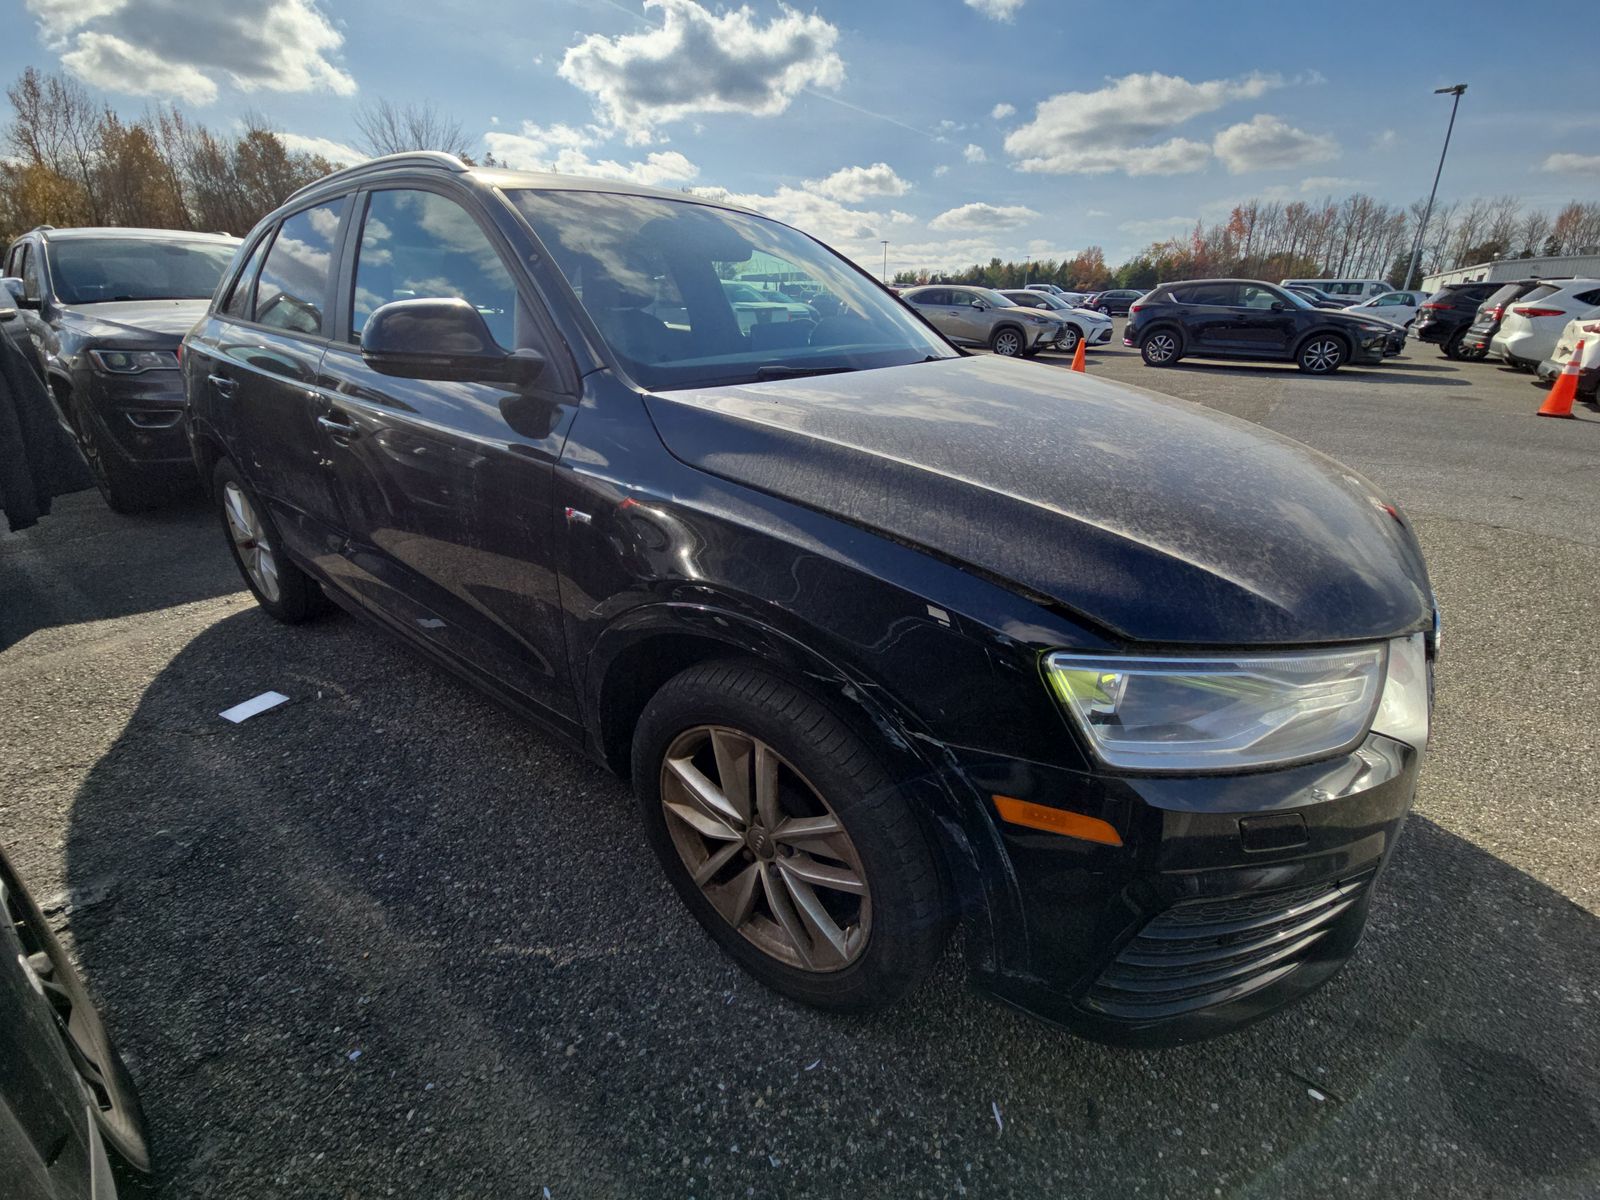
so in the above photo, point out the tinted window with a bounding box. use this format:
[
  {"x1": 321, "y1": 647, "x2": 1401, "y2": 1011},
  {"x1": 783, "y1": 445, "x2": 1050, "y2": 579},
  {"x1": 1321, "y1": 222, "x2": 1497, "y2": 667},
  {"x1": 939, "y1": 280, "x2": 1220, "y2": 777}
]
[
  {"x1": 21, "y1": 244, "x2": 43, "y2": 300},
  {"x1": 1573, "y1": 288, "x2": 1600, "y2": 307},
  {"x1": 46, "y1": 237, "x2": 236, "y2": 304},
  {"x1": 1172, "y1": 283, "x2": 1237, "y2": 306},
  {"x1": 909, "y1": 289, "x2": 948, "y2": 306},
  {"x1": 222, "y1": 235, "x2": 271, "y2": 319},
  {"x1": 1519, "y1": 285, "x2": 1560, "y2": 304},
  {"x1": 254, "y1": 202, "x2": 342, "y2": 336},
  {"x1": 352, "y1": 189, "x2": 518, "y2": 347},
  {"x1": 1240, "y1": 284, "x2": 1283, "y2": 309},
  {"x1": 1483, "y1": 284, "x2": 1522, "y2": 309}
]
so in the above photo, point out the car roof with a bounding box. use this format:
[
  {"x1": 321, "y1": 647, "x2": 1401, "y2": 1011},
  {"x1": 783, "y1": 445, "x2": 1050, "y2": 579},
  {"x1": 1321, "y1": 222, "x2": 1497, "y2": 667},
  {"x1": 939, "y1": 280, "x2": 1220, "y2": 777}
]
[
  {"x1": 35, "y1": 227, "x2": 240, "y2": 243},
  {"x1": 281, "y1": 151, "x2": 765, "y2": 221}
]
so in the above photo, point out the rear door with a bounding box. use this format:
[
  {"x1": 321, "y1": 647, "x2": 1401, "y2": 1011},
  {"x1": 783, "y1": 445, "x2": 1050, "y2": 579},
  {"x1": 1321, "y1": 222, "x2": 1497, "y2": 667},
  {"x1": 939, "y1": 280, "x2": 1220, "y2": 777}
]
[
  {"x1": 1169, "y1": 282, "x2": 1239, "y2": 352},
  {"x1": 313, "y1": 184, "x2": 580, "y2": 721},
  {"x1": 193, "y1": 198, "x2": 350, "y2": 564}
]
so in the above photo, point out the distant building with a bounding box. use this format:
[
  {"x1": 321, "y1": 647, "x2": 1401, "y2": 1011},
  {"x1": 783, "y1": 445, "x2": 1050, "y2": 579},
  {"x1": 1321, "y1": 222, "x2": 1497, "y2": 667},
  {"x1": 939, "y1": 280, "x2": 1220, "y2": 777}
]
[{"x1": 1422, "y1": 253, "x2": 1600, "y2": 291}]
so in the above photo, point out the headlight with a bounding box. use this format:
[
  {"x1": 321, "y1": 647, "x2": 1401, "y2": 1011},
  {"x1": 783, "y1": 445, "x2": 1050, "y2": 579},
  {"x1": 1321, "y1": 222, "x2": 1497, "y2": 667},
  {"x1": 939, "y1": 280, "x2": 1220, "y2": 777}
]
[
  {"x1": 89, "y1": 348, "x2": 179, "y2": 373},
  {"x1": 1043, "y1": 639, "x2": 1427, "y2": 772},
  {"x1": 1022, "y1": 313, "x2": 1052, "y2": 326}
]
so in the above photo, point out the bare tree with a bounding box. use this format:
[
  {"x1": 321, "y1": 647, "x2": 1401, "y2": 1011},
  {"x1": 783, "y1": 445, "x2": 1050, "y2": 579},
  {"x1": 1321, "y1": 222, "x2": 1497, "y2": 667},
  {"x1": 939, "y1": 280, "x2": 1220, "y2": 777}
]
[{"x1": 353, "y1": 99, "x2": 473, "y2": 159}]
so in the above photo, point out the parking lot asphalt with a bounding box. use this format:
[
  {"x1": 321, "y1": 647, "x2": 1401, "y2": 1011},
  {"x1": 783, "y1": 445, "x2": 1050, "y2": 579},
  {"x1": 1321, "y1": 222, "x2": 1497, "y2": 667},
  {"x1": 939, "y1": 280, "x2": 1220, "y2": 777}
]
[{"x1": 2, "y1": 325, "x2": 1597, "y2": 1199}]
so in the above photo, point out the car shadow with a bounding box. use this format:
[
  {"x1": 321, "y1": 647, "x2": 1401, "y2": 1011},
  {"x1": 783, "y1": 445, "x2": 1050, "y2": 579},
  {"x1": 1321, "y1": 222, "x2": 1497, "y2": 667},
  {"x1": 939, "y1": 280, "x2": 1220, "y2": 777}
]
[
  {"x1": 59, "y1": 609, "x2": 1599, "y2": 1198},
  {"x1": 0, "y1": 490, "x2": 236, "y2": 651},
  {"x1": 1150, "y1": 360, "x2": 1474, "y2": 387}
]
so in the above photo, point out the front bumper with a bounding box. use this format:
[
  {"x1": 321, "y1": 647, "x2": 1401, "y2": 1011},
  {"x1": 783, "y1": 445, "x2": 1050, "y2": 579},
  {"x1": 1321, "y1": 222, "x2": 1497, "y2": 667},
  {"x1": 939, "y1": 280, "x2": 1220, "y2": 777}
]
[
  {"x1": 953, "y1": 733, "x2": 1420, "y2": 1045},
  {"x1": 85, "y1": 367, "x2": 189, "y2": 465},
  {"x1": 1352, "y1": 333, "x2": 1389, "y2": 365}
]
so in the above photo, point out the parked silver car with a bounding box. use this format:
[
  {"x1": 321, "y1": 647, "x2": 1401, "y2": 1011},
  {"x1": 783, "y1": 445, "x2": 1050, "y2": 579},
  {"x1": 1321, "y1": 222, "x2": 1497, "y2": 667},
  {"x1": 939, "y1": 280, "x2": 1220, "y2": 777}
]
[
  {"x1": 900, "y1": 285, "x2": 1058, "y2": 356},
  {"x1": 997, "y1": 289, "x2": 1114, "y2": 352}
]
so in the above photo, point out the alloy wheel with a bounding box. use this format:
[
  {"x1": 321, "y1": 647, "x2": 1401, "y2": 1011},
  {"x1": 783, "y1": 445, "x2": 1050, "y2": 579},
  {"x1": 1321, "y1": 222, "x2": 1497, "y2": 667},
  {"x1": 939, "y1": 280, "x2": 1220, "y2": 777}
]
[
  {"x1": 1059, "y1": 326, "x2": 1080, "y2": 352},
  {"x1": 1144, "y1": 332, "x2": 1178, "y2": 364},
  {"x1": 222, "y1": 481, "x2": 282, "y2": 603},
  {"x1": 659, "y1": 725, "x2": 870, "y2": 972},
  {"x1": 993, "y1": 331, "x2": 1023, "y2": 356},
  {"x1": 1302, "y1": 338, "x2": 1343, "y2": 372}
]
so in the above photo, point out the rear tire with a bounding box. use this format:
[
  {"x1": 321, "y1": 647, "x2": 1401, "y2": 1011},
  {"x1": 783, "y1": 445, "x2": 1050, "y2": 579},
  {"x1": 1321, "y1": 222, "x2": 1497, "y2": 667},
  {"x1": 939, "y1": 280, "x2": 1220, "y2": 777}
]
[
  {"x1": 212, "y1": 458, "x2": 328, "y2": 623},
  {"x1": 990, "y1": 326, "x2": 1025, "y2": 357},
  {"x1": 632, "y1": 662, "x2": 949, "y2": 1013},
  {"x1": 1140, "y1": 328, "x2": 1181, "y2": 367},
  {"x1": 1442, "y1": 329, "x2": 1470, "y2": 360}
]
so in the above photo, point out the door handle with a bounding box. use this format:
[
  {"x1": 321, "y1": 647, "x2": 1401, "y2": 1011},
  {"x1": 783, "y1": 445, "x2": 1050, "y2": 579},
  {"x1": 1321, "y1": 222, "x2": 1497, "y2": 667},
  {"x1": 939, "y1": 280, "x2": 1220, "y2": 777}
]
[
  {"x1": 207, "y1": 374, "x2": 237, "y2": 398},
  {"x1": 316, "y1": 413, "x2": 358, "y2": 439}
]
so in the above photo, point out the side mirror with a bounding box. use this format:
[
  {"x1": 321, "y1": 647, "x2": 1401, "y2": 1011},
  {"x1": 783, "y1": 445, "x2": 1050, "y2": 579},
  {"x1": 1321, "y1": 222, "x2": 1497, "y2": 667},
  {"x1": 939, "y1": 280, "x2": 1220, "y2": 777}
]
[
  {"x1": 1, "y1": 277, "x2": 32, "y2": 308},
  {"x1": 971, "y1": 298, "x2": 988, "y2": 310},
  {"x1": 360, "y1": 297, "x2": 544, "y2": 387},
  {"x1": 1269, "y1": 300, "x2": 1286, "y2": 313}
]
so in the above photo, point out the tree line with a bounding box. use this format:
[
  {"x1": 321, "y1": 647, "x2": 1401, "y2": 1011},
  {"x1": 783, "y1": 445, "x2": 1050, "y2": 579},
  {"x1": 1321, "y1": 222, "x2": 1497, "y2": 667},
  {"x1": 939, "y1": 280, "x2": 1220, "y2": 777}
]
[
  {"x1": 0, "y1": 68, "x2": 491, "y2": 250},
  {"x1": 896, "y1": 192, "x2": 1600, "y2": 292}
]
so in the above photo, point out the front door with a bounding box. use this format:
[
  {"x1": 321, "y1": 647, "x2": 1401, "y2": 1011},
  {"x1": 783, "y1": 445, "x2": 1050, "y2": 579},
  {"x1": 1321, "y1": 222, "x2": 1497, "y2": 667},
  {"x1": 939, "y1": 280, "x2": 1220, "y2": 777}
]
[
  {"x1": 1223, "y1": 283, "x2": 1299, "y2": 357},
  {"x1": 314, "y1": 186, "x2": 579, "y2": 722}
]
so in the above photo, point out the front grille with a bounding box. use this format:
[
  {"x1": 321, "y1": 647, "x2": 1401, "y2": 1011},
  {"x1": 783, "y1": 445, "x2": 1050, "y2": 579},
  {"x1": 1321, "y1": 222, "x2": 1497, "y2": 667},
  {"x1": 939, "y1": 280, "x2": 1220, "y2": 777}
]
[{"x1": 1085, "y1": 876, "x2": 1370, "y2": 1020}]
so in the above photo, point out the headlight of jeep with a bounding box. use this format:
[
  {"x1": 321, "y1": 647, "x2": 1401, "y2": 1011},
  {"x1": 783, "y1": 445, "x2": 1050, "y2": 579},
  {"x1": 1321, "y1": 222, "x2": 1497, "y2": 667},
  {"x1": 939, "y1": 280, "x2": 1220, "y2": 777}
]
[
  {"x1": 1043, "y1": 638, "x2": 1427, "y2": 772},
  {"x1": 89, "y1": 348, "x2": 179, "y2": 374}
]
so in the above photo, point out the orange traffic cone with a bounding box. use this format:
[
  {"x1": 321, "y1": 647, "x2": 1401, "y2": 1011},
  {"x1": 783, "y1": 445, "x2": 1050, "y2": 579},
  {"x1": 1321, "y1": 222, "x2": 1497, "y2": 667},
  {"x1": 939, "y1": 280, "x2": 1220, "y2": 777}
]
[
  {"x1": 1070, "y1": 338, "x2": 1087, "y2": 373},
  {"x1": 1537, "y1": 339, "x2": 1584, "y2": 419}
]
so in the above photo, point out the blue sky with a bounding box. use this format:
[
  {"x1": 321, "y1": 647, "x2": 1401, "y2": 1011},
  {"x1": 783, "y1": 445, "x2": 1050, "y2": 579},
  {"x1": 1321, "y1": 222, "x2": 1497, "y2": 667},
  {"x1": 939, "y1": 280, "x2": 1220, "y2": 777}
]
[{"x1": 8, "y1": 0, "x2": 1598, "y2": 272}]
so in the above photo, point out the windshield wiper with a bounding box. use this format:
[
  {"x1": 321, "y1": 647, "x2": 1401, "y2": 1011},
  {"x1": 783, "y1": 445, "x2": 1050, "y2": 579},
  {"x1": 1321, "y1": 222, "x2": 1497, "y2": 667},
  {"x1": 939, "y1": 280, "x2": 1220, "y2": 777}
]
[{"x1": 752, "y1": 364, "x2": 855, "y2": 380}]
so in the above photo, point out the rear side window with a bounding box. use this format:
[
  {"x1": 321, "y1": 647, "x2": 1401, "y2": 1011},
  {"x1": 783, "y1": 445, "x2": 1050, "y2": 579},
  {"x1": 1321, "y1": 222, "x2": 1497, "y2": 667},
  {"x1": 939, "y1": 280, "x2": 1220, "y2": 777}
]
[
  {"x1": 1572, "y1": 287, "x2": 1600, "y2": 307},
  {"x1": 221, "y1": 235, "x2": 271, "y2": 319},
  {"x1": 351, "y1": 189, "x2": 517, "y2": 347},
  {"x1": 910, "y1": 289, "x2": 947, "y2": 306},
  {"x1": 254, "y1": 201, "x2": 343, "y2": 336},
  {"x1": 1172, "y1": 283, "x2": 1236, "y2": 306}
]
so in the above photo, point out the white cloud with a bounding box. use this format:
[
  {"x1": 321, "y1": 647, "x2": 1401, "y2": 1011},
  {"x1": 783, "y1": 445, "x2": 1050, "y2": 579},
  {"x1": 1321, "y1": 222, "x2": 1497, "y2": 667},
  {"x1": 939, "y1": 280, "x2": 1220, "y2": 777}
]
[
  {"x1": 1212, "y1": 114, "x2": 1338, "y2": 173},
  {"x1": 484, "y1": 122, "x2": 699, "y2": 186},
  {"x1": 963, "y1": 143, "x2": 987, "y2": 164},
  {"x1": 804, "y1": 162, "x2": 911, "y2": 202},
  {"x1": 933, "y1": 164, "x2": 950, "y2": 177},
  {"x1": 558, "y1": 0, "x2": 843, "y2": 141},
  {"x1": 1004, "y1": 70, "x2": 1280, "y2": 175},
  {"x1": 991, "y1": 102, "x2": 1015, "y2": 120},
  {"x1": 1371, "y1": 129, "x2": 1399, "y2": 151},
  {"x1": 688, "y1": 183, "x2": 912, "y2": 267},
  {"x1": 1542, "y1": 152, "x2": 1600, "y2": 176},
  {"x1": 929, "y1": 202, "x2": 1039, "y2": 232},
  {"x1": 278, "y1": 132, "x2": 363, "y2": 165},
  {"x1": 1085, "y1": 208, "x2": 1108, "y2": 217},
  {"x1": 965, "y1": 0, "x2": 1028, "y2": 20},
  {"x1": 1299, "y1": 175, "x2": 1365, "y2": 193},
  {"x1": 1118, "y1": 215, "x2": 1195, "y2": 239},
  {"x1": 32, "y1": 0, "x2": 354, "y2": 103}
]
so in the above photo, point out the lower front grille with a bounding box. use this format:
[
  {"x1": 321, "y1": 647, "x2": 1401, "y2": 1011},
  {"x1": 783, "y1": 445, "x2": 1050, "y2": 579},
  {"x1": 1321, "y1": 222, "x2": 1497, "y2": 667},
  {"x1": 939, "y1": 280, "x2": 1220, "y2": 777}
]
[{"x1": 1085, "y1": 876, "x2": 1371, "y2": 1020}]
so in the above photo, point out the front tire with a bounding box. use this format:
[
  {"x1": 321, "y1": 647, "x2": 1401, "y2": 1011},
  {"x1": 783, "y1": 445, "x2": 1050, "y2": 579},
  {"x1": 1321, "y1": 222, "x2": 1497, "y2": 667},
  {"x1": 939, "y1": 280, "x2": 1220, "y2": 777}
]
[
  {"x1": 1057, "y1": 324, "x2": 1081, "y2": 353},
  {"x1": 1297, "y1": 334, "x2": 1347, "y2": 374},
  {"x1": 212, "y1": 458, "x2": 327, "y2": 623},
  {"x1": 632, "y1": 662, "x2": 949, "y2": 1013},
  {"x1": 990, "y1": 326, "x2": 1025, "y2": 357},
  {"x1": 71, "y1": 397, "x2": 161, "y2": 514},
  {"x1": 1140, "y1": 328, "x2": 1181, "y2": 367}
]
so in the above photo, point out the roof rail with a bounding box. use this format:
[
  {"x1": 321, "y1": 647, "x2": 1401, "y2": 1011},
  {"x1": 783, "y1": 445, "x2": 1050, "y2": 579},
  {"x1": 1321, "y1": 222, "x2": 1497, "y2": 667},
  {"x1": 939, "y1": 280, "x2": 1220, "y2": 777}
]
[
  {"x1": 31, "y1": 224, "x2": 55, "y2": 232},
  {"x1": 282, "y1": 151, "x2": 469, "y2": 205}
]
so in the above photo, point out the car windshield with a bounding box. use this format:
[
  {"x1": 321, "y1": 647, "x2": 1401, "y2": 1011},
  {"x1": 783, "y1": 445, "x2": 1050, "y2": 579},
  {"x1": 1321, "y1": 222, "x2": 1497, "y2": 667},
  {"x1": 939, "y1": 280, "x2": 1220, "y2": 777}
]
[
  {"x1": 971, "y1": 287, "x2": 1018, "y2": 307},
  {"x1": 48, "y1": 237, "x2": 237, "y2": 304},
  {"x1": 507, "y1": 189, "x2": 954, "y2": 390},
  {"x1": 1012, "y1": 291, "x2": 1068, "y2": 310}
]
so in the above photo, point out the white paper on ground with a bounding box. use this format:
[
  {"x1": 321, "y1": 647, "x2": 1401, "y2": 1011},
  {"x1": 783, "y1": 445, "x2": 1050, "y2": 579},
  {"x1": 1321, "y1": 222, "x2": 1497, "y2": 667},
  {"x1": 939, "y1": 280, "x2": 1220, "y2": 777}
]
[{"x1": 220, "y1": 691, "x2": 290, "y2": 723}]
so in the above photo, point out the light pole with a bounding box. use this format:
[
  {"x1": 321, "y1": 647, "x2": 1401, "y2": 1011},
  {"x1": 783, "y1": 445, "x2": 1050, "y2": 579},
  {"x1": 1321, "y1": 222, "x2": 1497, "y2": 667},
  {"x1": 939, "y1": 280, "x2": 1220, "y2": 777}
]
[
  {"x1": 880, "y1": 240, "x2": 889, "y2": 284},
  {"x1": 1024, "y1": 255, "x2": 1031, "y2": 286},
  {"x1": 1403, "y1": 83, "x2": 1467, "y2": 292}
]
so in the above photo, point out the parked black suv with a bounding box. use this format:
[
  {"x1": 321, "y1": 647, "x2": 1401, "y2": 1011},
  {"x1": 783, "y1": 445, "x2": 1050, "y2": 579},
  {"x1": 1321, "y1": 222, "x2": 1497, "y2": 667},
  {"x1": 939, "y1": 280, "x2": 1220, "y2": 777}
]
[
  {"x1": 1126, "y1": 279, "x2": 1393, "y2": 373},
  {"x1": 185, "y1": 154, "x2": 1436, "y2": 1045},
  {"x1": 1411, "y1": 280, "x2": 1503, "y2": 359},
  {"x1": 1459, "y1": 279, "x2": 1560, "y2": 360},
  {"x1": 1084, "y1": 288, "x2": 1145, "y2": 315},
  {"x1": 2, "y1": 226, "x2": 240, "y2": 511}
]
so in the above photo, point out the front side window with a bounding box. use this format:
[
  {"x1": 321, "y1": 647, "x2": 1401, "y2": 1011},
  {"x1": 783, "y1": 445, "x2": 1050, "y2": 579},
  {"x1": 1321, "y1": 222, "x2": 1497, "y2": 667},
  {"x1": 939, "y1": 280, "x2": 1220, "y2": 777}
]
[
  {"x1": 352, "y1": 189, "x2": 518, "y2": 347},
  {"x1": 45, "y1": 237, "x2": 235, "y2": 305},
  {"x1": 507, "y1": 189, "x2": 953, "y2": 391},
  {"x1": 1240, "y1": 284, "x2": 1283, "y2": 309},
  {"x1": 254, "y1": 202, "x2": 343, "y2": 336}
]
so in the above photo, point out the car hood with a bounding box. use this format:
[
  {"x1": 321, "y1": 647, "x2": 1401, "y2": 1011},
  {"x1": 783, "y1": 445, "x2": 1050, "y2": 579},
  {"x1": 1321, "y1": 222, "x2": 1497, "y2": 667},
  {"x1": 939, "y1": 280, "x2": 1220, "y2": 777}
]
[
  {"x1": 59, "y1": 299, "x2": 211, "y2": 342},
  {"x1": 646, "y1": 355, "x2": 1433, "y2": 646}
]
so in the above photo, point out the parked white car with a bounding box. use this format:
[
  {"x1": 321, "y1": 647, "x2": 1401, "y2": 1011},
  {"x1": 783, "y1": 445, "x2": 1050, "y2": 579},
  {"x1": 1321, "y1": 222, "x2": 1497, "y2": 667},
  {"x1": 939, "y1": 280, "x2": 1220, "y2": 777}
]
[
  {"x1": 1489, "y1": 279, "x2": 1600, "y2": 371},
  {"x1": 1535, "y1": 313, "x2": 1600, "y2": 399},
  {"x1": 1280, "y1": 278, "x2": 1392, "y2": 302},
  {"x1": 1342, "y1": 290, "x2": 1430, "y2": 327},
  {"x1": 997, "y1": 289, "x2": 1114, "y2": 352}
]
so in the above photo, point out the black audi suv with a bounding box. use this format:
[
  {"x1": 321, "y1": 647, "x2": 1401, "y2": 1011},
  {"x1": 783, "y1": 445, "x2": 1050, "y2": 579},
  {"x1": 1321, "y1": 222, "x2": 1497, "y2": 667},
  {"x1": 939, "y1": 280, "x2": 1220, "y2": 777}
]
[
  {"x1": 183, "y1": 154, "x2": 1437, "y2": 1045},
  {"x1": 1126, "y1": 279, "x2": 1395, "y2": 373},
  {"x1": 2, "y1": 226, "x2": 240, "y2": 511}
]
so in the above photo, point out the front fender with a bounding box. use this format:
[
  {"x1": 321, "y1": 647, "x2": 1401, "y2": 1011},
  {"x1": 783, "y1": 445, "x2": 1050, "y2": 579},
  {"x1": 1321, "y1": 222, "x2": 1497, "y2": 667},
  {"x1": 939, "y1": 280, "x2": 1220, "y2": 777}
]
[{"x1": 583, "y1": 599, "x2": 1029, "y2": 978}]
